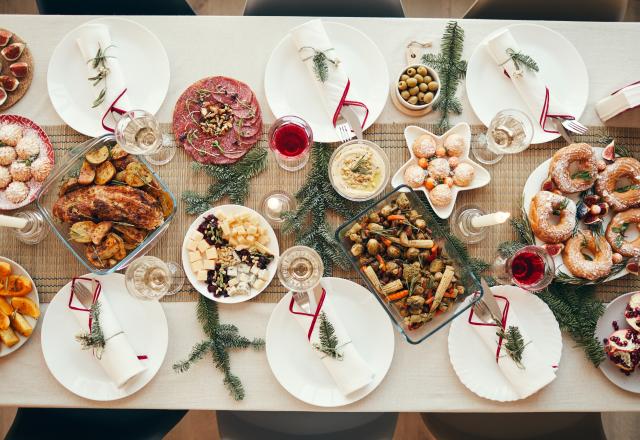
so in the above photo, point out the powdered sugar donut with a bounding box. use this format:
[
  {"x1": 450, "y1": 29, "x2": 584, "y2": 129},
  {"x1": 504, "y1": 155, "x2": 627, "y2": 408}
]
[
  {"x1": 453, "y1": 162, "x2": 475, "y2": 187},
  {"x1": 0, "y1": 146, "x2": 16, "y2": 166},
  {"x1": 31, "y1": 156, "x2": 53, "y2": 182},
  {"x1": 404, "y1": 164, "x2": 426, "y2": 188},
  {"x1": 0, "y1": 124, "x2": 23, "y2": 147},
  {"x1": 15, "y1": 133, "x2": 42, "y2": 160},
  {"x1": 429, "y1": 184, "x2": 453, "y2": 207},
  {"x1": 444, "y1": 133, "x2": 465, "y2": 157},
  {"x1": 9, "y1": 161, "x2": 31, "y2": 182},
  {"x1": 412, "y1": 134, "x2": 437, "y2": 158},
  {"x1": 428, "y1": 158, "x2": 450, "y2": 180},
  {"x1": 4, "y1": 181, "x2": 29, "y2": 204},
  {"x1": 0, "y1": 165, "x2": 11, "y2": 189}
]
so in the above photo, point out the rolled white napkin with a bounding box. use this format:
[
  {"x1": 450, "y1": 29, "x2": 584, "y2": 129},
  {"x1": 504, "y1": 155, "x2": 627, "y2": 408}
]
[
  {"x1": 76, "y1": 23, "x2": 131, "y2": 115},
  {"x1": 470, "y1": 301, "x2": 556, "y2": 399},
  {"x1": 485, "y1": 28, "x2": 573, "y2": 133},
  {"x1": 596, "y1": 82, "x2": 640, "y2": 122},
  {"x1": 290, "y1": 19, "x2": 366, "y2": 127},
  {"x1": 289, "y1": 288, "x2": 373, "y2": 395},
  {"x1": 69, "y1": 287, "x2": 146, "y2": 388}
]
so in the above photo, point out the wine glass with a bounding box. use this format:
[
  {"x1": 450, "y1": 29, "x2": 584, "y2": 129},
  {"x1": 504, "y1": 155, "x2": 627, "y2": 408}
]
[
  {"x1": 492, "y1": 245, "x2": 555, "y2": 292},
  {"x1": 277, "y1": 246, "x2": 324, "y2": 292},
  {"x1": 124, "y1": 256, "x2": 184, "y2": 301},
  {"x1": 114, "y1": 109, "x2": 176, "y2": 166},
  {"x1": 472, "y1": 109, "x2": 534, "y2": 165},
  {"x1": 268, "y1": 116, "x2": 313, "y2": 171}
]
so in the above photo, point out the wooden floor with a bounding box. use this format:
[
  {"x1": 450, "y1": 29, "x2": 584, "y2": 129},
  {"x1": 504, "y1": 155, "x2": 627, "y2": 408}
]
[{"x1": 0, "y1": 0, "x2": 638, "y2": 438}]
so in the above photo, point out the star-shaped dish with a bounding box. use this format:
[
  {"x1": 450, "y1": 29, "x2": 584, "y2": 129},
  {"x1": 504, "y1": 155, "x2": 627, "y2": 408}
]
[{"x1": 391, "y1": 122, "x2": 491, "y2": 219}]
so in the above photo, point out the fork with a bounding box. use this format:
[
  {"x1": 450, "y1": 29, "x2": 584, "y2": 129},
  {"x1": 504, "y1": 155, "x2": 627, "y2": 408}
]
[
  {"x1": 74, "y1": 279, "x2": 97, "y2": 309},
  {"x1": 335, "y1": 114, "x2": 354, "y2": 143},
  {"x1": 550, "y1": 117, "x2": 588, "y2": 135},
  {"x1": 472, "y1": 293, "x2": 497, "y2": 324}
]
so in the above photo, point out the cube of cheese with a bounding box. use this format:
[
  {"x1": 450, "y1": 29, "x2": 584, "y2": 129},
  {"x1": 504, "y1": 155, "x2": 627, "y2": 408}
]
[
  {"x1": 216, "y1": 212, "x2": 227, "y2": 220},
  {"x1": 189, "y1": 251, "x2": 201, "y2": 263},
  {"x1": 190, "y1": 231, "x2": 204, "y2": 242},
  {"x1": 233, "y1": 225, "x2": 247, "y2": 235},
  {"x1": 253, "y1": 279, "x2": 265, "y2": 290},
  {"x1": 202, "y1": 260, "x2": 216, "y2": 270},
  {"x1": 197, "y1": 240, "x2": 210, "y2": 253},
  {"x1": 246, "y1": 235, "x2": 256, "y2": 243},
  {"x1": 250, "y1": 264, "x2": 259, "y2": 275},
  {"x1": 220, "y1": 220, "x2": 231, "y2": 236},
  {"x1": 205, "y1": 247, "x2": 218, "y2": 260},
  {"x1": 238, "y1": 264, "x2": 250, "y2": 274},
  {"x1": 227, "y1": 266, "x2": 238, "y2": 277},
  {"x1": 258, "y1": 235, "x2": 270, "y2": 245},
  {"x1": 190, "y1": 260, "x2": 203, "y2": 273},
  {"x1": 238, "y1": 273, "x2": 249, "y2": 283},
  {"x1": 246, "y1": 225, "x2": 258, "y2": 235},
  {"x1": 228, "y1": 277, "x2": 239, "y2": 287},
  {"x1": 196, "y1": 270, "x2": 208, "y2": 281},
  {"x1": 186, "y1": 239, "x2": 199, "y2": 252},
  {"x1": 258, "y1": 269, "x2": 269, "y2": 281}
]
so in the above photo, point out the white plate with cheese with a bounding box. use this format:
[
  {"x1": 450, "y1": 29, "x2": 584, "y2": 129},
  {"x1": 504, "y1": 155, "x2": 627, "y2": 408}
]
[{"x1": 181, "y1": 205, "x2": 279, "y2": 303}]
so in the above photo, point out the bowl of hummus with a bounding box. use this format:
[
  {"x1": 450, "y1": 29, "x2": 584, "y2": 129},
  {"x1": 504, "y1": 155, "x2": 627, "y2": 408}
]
[{"x1": 329, "y1": 139, "x2": 390, "y2": 201}]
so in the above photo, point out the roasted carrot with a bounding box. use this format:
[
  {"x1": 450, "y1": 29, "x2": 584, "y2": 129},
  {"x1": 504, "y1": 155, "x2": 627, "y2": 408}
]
[
  {"x1": 387, "y1": 214, "x2": 406, "y2": 221},
  {"x1": 430, "y1": 244, "x2": 439, "y2": 255},
  {"x1": 425, "y1": 296, "x2": 434, "y2": 305},
  {"x1": 375, "y1": 254, "x2": 386, "y2": 271},
  {"x1": 444, "y1": 288, "x2": 457, "y2": 299},
  {"x1": 387, "y1": 290, "x2": 409, "y2": 301},
  {"x1": 381, "y1": 237, "x2": 392, "y2": 247}
]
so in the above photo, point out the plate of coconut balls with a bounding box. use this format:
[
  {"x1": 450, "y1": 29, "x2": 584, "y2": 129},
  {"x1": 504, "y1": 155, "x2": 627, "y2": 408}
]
[{"x1": 0, "y1": 115, "x2": 54, "y2": 210}]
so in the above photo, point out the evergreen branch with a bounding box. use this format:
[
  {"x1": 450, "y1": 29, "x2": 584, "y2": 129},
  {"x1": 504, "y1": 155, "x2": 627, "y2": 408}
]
[
  {"x1": 172, "y1": 340, "x2": 211, "y2": 373},
  {"x1": 312, "y1": 312, "x2": 344, "y2": 360},
  {"x1": 75, "y1": 302, "x2": 106, "y2": 358},
  {"x1": 506, "y1": 48, "x2": 539, "y2": 72},
  {"x1": 496, "y1": 324, "x2": 529, "y2": 368}
]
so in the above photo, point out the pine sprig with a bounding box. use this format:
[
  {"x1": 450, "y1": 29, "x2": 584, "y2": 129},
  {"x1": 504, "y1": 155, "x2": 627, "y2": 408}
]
[
  {"x1": 421, "y1": 21, "x2": 467, "y2": 130},
  {"x1": 312, "y1": 52, "x2": 330, "y2": 82},
  {"x1": 182, "y1": 147, "x2": 268, "y2": 215},
  {"x1": 312, "y1": 312, "x2": 343, "y2": 360},
  {"x1": 75, "y1": 302, "x2": 106, "y2": 358},
  {"x1": 505, "y1": 48, "x2": 539, "y2": 73},
  {"x1": 173, "y1": 295, "x2": 265, "y2": 401},
  {"x1": 281, "y1": 143, "x2": 364, "y2": 275},
  {"x1": 496, "y1": 324, "x2": 529, "y2": 368}
]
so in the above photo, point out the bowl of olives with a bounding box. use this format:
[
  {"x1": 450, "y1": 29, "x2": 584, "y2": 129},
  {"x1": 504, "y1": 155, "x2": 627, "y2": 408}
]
[{"x1": 395, "y1": 64, "x2": 440, "y2": 111}]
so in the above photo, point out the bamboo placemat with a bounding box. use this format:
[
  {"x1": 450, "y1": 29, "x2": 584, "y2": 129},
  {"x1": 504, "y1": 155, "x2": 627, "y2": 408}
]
[{"x1": 3, "y1": 123, "x2": 640, "y2": 303}]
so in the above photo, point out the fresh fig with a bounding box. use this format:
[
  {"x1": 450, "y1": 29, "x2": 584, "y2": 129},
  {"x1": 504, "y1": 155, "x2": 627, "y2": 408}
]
[
  {"x1": 584, "y1": 194, "x2": 600, "y2": 207},
  {"x1": 603, "y1": 140, "x2": 616, "y2": 162},
  {"x1": 0, "y1": 87, "x2": 6, "y2": 107},
  {"x1": 583, "y1": 213, "x2": 603, "y2": 225},
  {"x1": 1, "y1": 42, "x2": 25, "y2": 62},
  {"x1": 0, "y1": 30, "x2": 12, "y2": 47},
  {"x1": 598, "y1": 203, "x2": 609, "y2": 216},
  {"x1": 9, "y1": 62, "x2": 28, "y2": 78},
  {"x1": 544, "y1": 243, "x2": 564, "y2": 256},
  {"x1": 0, "y1": 75, "x2": 18, "y2": 92},
  {"x1": 576, "y1": 202, "x2": 589, "y2": 220},
  {"x1": 541, "y1": 177, "x2": 555, "y2": 192},
  {"x1": 627, "y1": 258, "x2": 640, "y2": 275}
]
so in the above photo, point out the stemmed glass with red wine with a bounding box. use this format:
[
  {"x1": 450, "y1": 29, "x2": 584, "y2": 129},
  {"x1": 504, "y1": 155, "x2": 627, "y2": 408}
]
[{"x1": 492, "y1": 245, "x2": 555, "y2": 292}]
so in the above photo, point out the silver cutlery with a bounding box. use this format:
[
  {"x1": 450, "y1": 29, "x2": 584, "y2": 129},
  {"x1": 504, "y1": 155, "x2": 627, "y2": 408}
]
[
  {"x1": 74, "y1": 279, "x2": 97, "y2": 309},
  {"x1": 292, "y1": 290, "x2": 312, "y2": 314},
  {"x1": 561, "y1": 118, "x2": 588, "y2": 135},
  {"x1": 340, "y1": 106, "x2": 363, "y2": 140},
  {"x1": 551, "y1": 118, "x2": 574, "y2": 144},
  {"x1": 335, "y1": 115, "x2": 353, "y2": 143},
  {"x1": 473, "y1": 279, "x2": 503, "y2": 324}
]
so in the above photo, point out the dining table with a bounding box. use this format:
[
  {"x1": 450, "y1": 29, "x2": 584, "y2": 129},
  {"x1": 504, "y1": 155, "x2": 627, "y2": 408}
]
[{"x1": 1, "y1": 14, "x2": 640, "y2": 413}]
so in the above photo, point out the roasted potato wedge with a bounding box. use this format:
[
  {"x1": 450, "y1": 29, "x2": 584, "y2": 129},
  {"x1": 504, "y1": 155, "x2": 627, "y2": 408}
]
[
  {"x1": 69, "y1": 221, "x2": 96, "y2": 243},
  {"x1": 0, "y1": 262, "x2": 11, "y2": 277},
  {"x1": 0, "y1": 311, "x2": 9, "y2": 331},
  {"x1": 59, "y1": 177, "x2": 82, "y2": 196},
  {"x1": 78, "y1": 160, "x2": 96, "y2": 185},
  {"x1": 109, "y1": 144, "x2": 129, "y2": 160},
  {"x1": 94, "y1": 160, "x2": 116, "y2": 185},
  {"x1": 0, "y1": 275, "x2": 32, "y2": 297},
  {"x1": 113, "y1": 234, "x2": 126, "y2": 261},
  {"x1": 114, "y1": 170, "x2": 128, "y2": 183},
  {"x1": 0, "y1": 327, "x2": 19, "y2": 347},
  {"x1": 85, "y1": 145, "x2": 110, "y2": 165},
  {"x1": 86, "y1": 245, "x2": 108, "y2": 269},
  {"x1": 91, "y1": 221, "x2": 113, "y2": 245},
  {"x1": 0, "y1": 296, "x2": 13, "y2": 316},
  {"x1": 11, "y1": 297, "x2": 40, "y2": 319},
  {"x1": 96, "y1": 233, "x2": 121, "y2": 260},
  {"x1": 125, "y1": 162, "x2": 154, "y2": 187},
  {"x1": 112, "y1": 155, "x2": 136, "y2": 172},
  {"x1": 112, "y1": 224, "x2": 145, "y2": 245},
  {"x1": 10, "y1": 312, "x2": 32, "y2": 337}
]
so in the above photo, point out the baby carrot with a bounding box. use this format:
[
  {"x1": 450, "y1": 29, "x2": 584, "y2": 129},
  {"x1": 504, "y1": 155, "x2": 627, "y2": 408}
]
[
  {"x1": 375, "y1": 254, "x2": 386, "y2": 270},
  {"x1": 387, "y1": 214, "x2": 406, "y2": 221},
  {"x1": 387, "y1": 290, "x2": 409, "y2": 301}
]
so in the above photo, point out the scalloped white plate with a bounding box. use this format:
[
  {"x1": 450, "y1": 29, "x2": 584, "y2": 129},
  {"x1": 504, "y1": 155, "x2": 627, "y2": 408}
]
[{"x1": 391, "y1": 123, "x2": 491, "y2": 219}]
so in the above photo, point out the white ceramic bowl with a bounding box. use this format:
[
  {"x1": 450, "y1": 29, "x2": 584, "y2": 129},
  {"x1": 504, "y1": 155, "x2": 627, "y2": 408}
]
[{"x1": 394, "y1": 64, "x2": 441, "y2": 111}]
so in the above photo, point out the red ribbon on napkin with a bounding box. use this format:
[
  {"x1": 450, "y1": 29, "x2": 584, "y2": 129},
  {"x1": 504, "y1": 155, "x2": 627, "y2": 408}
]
[
  {"x1": 100, "y1": 88, "x2": 129, "y2": 133},
  {"x1": 467, "y1": 294, "x2": 510, "y2": 363},
  {"x1": 68, "y1": 277, "x2": 147, "y2": 360},
  {"x1": 288, "y1": 288, "x2": 327, "y2": 340},
  {"x1": 331, "y1": 80, "x2": 369, "y2": 130}
]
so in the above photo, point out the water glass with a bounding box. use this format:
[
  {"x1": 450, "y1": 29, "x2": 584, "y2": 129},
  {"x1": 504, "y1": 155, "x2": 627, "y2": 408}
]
[
  {"x1": 124, "y1": 256, "x2": 184, "y2": 300},
  {"x1": 472, "y1": 109, "x2": 534, "y2": 165},
  {"x1": 277, "y1": 246, "x2": 324, "y2": 293},
  {"x1": 114, "y1": 109, "x2": 176, "y2": 166}
]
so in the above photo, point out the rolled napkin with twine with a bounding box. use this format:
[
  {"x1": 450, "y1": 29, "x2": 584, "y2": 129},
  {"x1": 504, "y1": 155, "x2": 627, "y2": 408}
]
[
  {"x1": 68, "y1": 278, "x2": 146, "y2": 388},
  {"x1": 290, "y1": 19, "x2": 368, "y2": 128},
  {"x1": 289, "y1": 286, "x2": 373, "y2": 395},
  {"x1": 485, "y1": 28, "x2": 574, "y2": 135},
  {"x1": 468, "y1": 294, "x2": 556, "y2": 399}
]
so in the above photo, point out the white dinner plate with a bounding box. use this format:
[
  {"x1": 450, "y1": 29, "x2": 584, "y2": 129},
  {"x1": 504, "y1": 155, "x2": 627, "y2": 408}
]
[
  {"x1": 41, "y1": 273, "x2": 168, "y2": 401},
  {"x1": 448, "y1": 285, "x2": 562, "y2": 402},
  {"x1": 266, "y1": 277, "x2": 395, "y2": 407},
  {"x1": 466, "y1": 24, "x2": 589, "y2": 144},
  {"x1": 47, "y1": 17, "x2": 170, "y2": 137},
  {"x1": 264, "y1": 21, "x2": 389, "y2": 143},
  {"x1": 522, "y1": 147, "x2": 628, "y2": 283},
  {"x1": 0, "y1": 256, "x2": 40, "y2": 357},
  {"x1": 596, "y1": 292, "x2": 640, "y2": 393},
  {"x1": 181, "y1": 205, "x2": 279, "y2": 304},
  {"x1": 390, "y1": 122, "x2": 491, "y2": 219}
]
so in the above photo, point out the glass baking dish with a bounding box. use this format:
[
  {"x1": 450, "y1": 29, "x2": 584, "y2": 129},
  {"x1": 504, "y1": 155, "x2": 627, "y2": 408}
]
[
  {"x1": 36, "y1": 134, "x2": 176, "y2": 275},
  {"x1": 335, "y1": 185, "x2": 484, "y2": 344}
]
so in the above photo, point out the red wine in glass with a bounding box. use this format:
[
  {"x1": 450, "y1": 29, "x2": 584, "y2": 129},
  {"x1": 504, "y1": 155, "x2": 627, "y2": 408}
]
[
  {"x1": 268, "y1": 116, "x2": 313, "y2": 171},
  {"x1": 511, "y1": 250, "x2": 545, "y2": 286}
]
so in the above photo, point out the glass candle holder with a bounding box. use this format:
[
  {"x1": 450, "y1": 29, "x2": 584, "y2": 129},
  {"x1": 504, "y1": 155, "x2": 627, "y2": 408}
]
[
  {"x1": 260, "y1": 190, "x2": 296, "y2": 227},
  {"x1": 268, "y1": 115, "x2": 313, "y2": 171},
  {"x1": 12, "y1": 209, "x2": 49, "y2": 245}
]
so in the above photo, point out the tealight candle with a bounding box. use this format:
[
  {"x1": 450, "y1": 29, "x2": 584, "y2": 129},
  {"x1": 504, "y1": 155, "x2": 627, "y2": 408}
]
[
  {"x1": 260, "y1": 191, "x2": 296, "y2": 227},
  {"x1": 267, "y1": 196, "x2": 283, "y2": 214},
  {"x1": 471, "y1": 211, "x2": 511, "y2": 229}
]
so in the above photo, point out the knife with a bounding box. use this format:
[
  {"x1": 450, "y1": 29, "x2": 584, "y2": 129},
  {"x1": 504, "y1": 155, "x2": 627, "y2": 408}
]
[
  {"x1": 340, "y1": 106, "x2": 363, "y2": 140},
  {"x1": 552, "y1": 118, "x2": 573, "y2": 145},
  {"x1": 480, "y1": 278, "x2": 503, "y2": 323}
]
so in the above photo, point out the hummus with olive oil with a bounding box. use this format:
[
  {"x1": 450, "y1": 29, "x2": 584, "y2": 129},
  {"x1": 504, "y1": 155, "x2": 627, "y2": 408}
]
[{"x1": 331, "y1": 143, "x2": 386, "y2": 199}]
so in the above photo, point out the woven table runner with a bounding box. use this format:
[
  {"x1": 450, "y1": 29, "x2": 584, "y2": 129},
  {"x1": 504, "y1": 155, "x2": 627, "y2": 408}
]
[{"x1": 4, "y1": 123, "x2": 640, "y2": 303}]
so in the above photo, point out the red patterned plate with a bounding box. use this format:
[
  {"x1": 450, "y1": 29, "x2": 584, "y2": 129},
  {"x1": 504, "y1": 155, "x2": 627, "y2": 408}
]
[{"x1": 0, "y1": 115, "x2": 55, "y2": 211}]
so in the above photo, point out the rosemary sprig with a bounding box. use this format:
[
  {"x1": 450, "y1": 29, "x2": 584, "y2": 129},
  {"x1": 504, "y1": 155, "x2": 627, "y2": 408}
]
[
  {"x1": 350, "y1": 153, "x2": 369, "y2": 174},
  {"x1": 75, "y1": 302, "x2": 106, "y2": 359},
  {"x1": 87, "y1": 44, "x2": 114, "y2": 108},
  {"x1": 312, "y1": 312, "x2": 343, "y2": 360},
  {"x1": 615, "y1": 184, "x2": 640, "y2": 193},
  {"x1": 496, "y1": 323, "x2": 529, "y2": 368},
  {"x1": 571, "y1": 170, "x2": 593, "y2": 181},
  {"x1": 300, "y1": 47, "x2": 339, "y2": 83},
  {"x1": 505, "y1": 48, "x2": 539, "y2": 73}
]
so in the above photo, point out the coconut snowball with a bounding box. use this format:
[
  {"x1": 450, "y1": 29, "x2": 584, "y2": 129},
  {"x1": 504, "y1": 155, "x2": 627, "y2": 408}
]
[
  {"x1": 0, "y1": 165, "x2": 11, "y2": 189},
  {"x1": 429, "y1": 184, "x2": 453, "y2": 207},
  {"x1": 4, "y1": 181, "x2": 29, "y2": 204},
  {"x1": 453, "y1": 163, "x2": 475, "y2": 187},
  {"x1": 444, "y1": 133, "x2": 465, "y2": 157},
  {"x1": 31, "y1": 157, "x2": 53, "y2": 182},
  {"x1": 0, "y1": 124, "x2": 23, "y2": 147},
  {"x1": 404, "y1": 164, "x2": 426, "y2": 188},
  {"x1": 15, "y1": 134, "x2": 42, "y2": 160},
  {"x1": 412, "y1": 134, "x2": 438, "y2": 159},
  {"x1": 0, "y1": 146, "x2": 16, "y2": 166},
  {"x1": 428, "y1": 158, "x2": 451, "y2": 180},
  {"x1": 9, "y1": 161, "x2": 31, "y2": 182}
]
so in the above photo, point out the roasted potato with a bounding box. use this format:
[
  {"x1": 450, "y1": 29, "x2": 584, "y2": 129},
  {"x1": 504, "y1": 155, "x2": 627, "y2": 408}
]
[
  {"x1": 69, "y1": 221, "x2": 96, "y2": 244},
  {"x1": 86, "y1": 245, "x2": 108, "y2": 269},
  {"x1": 96, "y1": 233, "x2": 121, "y2": 260},
  {"x1": 113, "y1": 224, "x2": 145, "y2": 245},
  {"x1": 0, "y1": 327, "x2": 19, "y2": 347},
  {"x1": 0, "y1": 261, "x2": 11, "y2": 277},
  {"x1": 109, "y1": 144, "x2": 128, "y2": 160},
  {"x1": 78, "y1": 160, "x2": 96, "y2": 185},
  {"x1": 10, "y1": 312, "x2": 32, "y2": 337},
  {"x1": 91, "y1": 221, "x2": 113, "y2": 245},
  {"x1": 0, "y1": 275, "x2": 32, "y2": 297},
  {"x1": 125, "y1": 162, "x2": 153, "y2": 187},
  {"x1": 114, "y1": 170, "x2": 127, "y2": 183},
  {"x1": 59, "y1": 177, "x2": 81, "y2": 196},
  {"x1": 11, "y1": 297, "x2": 40, "y2": 319},
  {"x1": 0, "y1": 310, "x2": 9, "y2": 331},
  {"x1": 112, "y1": 155, "x2": 136, "y2": 172},
  {"x1": 113, "y1": 234, "x2": 126, "y2": 261},
  {"x1": 94, "y1": 160, "x2": 116, "y2": 185},
  {"x1": 85, "y1": 145, "x2": 110, "y2": 165},
  {"x1": 0, "y1": 296, "x2": 13, "y2": 315}
]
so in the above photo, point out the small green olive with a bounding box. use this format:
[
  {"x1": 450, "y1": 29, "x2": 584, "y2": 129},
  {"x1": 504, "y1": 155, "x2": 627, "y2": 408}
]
[
  {"x1": 418, "y1": 92, "x2": 425, "y2": 102},
  {"x1": 423, "y1": 92, "x2": 434, "y2": 103},
  {"x1": 428, "y1": 81, "x2": 439, "y2": 92},
  {"x1": 418, "y1": 83, "x2": 428, "y2": 93},
  {"x1": 414, "y1": 74, "x2": 424, "y2": 84},
  {"x1": 398, "y1": 81, "x2": 407, "y2": 91},
  {"x1": 400, "y1": 74, "x2": 409, "y2": 81},
  {"x1": 408, "y1": 96, "x2": 419, "y2": 105},
  {"x1": 409, "y1": 86, "x2": 420, "y2": 96},
  {"x1": 424, "y1": 76, "x2": 433, "y2": 83},
  {"x1": 417, "y1": 66, "x2": 428, "y2": 76},
  {"x1": 406, "y1": 67, "x2": 417, "y2": 77},
  {"x1": 401, "y1": 90, "x2": 410, "y2": 100},
  {"x1": 406, "y1": 77, "x2": 418, "y2": 88}
]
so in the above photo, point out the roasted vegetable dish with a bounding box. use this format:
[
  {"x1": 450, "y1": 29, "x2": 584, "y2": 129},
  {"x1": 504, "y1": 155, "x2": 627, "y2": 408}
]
[
  {"x1": 343, "y1": 193, "x2": 465, "y2": 330},
  {"x1": 52, "y1": 142, "x2": 174, "y2": 270},
  {"x1": 0, "y1": 260, "x2": 40, "y2": 350}
]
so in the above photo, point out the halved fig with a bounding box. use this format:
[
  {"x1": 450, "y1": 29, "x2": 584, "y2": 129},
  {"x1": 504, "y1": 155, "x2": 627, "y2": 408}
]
[
  {"x1": 598, "y1": 203, "x2": 609, "y2": 216},
  {"x1": 541, "y1": 177, "x2": 555, "y2": 192},
  {"x1": 0, "y1": 30, "x2": 12, "y2": 47},
  {"x1": 544, "y1": 243, "x2": 564, "y2": 256},
  {"x1": 1, "y1": 42, "x2": 25, "y2": 62},
  {"x1": 603, "y1": 140, "x2": 616, "y2": 162},
  {"x1": 583, "y1": 213, "x2": 603, "y2": 225},
  {"x1": 584, "y1": 194, "x2": 600, "y2": 207},
  {"x1": 0, "y1": 88, "x2": 6, "y2": 107},
  {"x1": 0, "y1": 75, "x2": 18, "y2": 92},
  {"x1": 9, "y1": 62, "x2": 29, "y2": 78},
  {"x1": 576, "y1": 203, "x2": 589, "y2": 220},
  {"x1": 627, "y1": 258, "x2": 640, "y2": 275}
]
